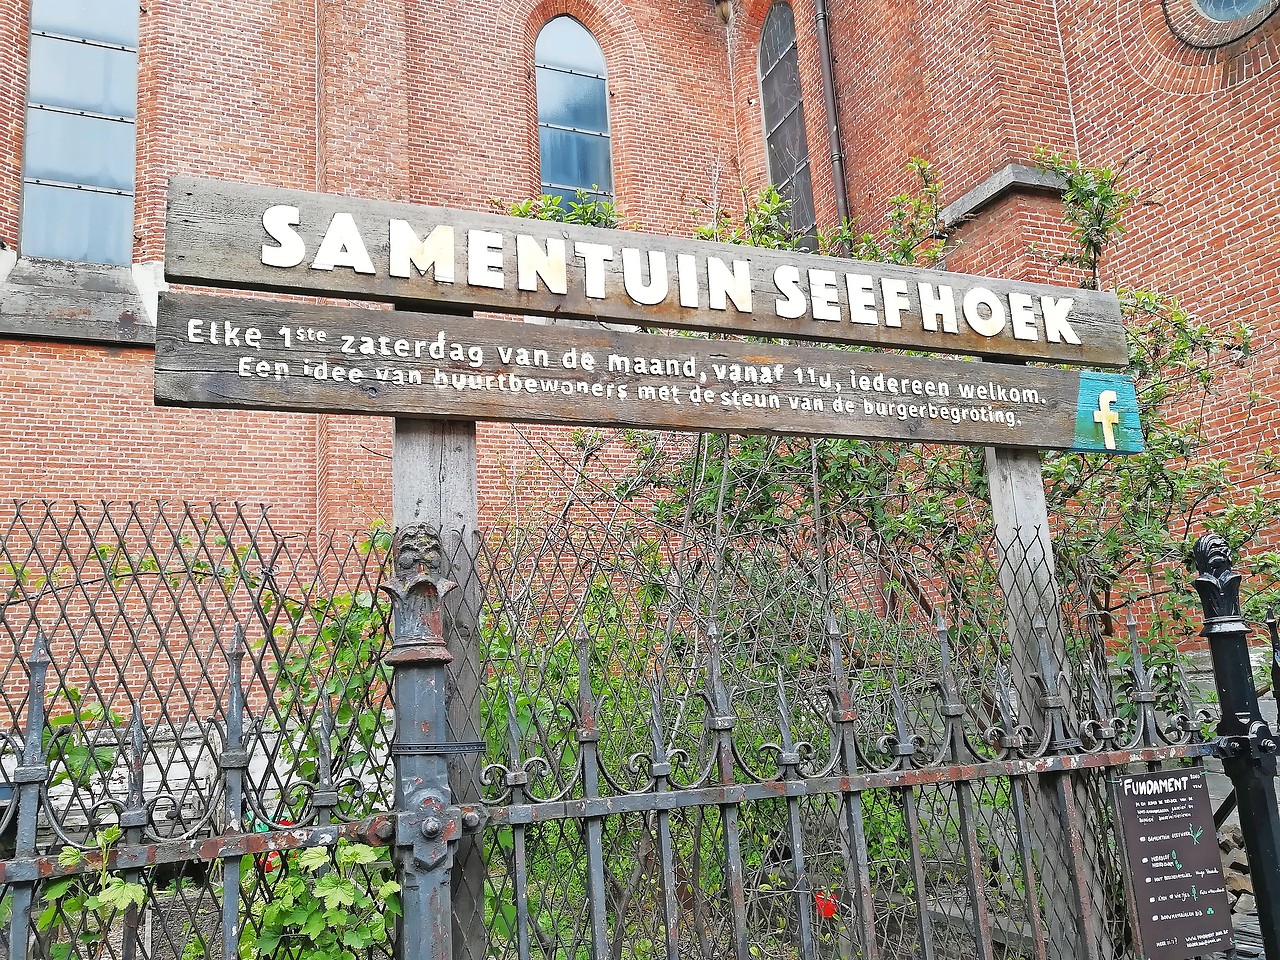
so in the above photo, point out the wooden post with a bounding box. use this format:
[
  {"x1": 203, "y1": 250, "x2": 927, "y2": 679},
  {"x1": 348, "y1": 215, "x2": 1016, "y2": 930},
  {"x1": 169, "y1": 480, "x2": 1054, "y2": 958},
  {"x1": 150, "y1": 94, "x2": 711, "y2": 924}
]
[
  {"x1": 390, "y1": 418, "x2": 485, "y2": 960},
  {"x1": 985, "y1": 447, "x2": 1108, "y2": 960}
]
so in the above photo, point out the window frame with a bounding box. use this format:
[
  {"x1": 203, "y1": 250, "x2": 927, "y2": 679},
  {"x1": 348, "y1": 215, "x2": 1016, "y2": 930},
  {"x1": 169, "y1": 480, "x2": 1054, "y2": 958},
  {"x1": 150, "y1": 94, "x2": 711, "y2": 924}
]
[
  {"x1": 19, "y1": 2, "x2": 139, "y2": 266},
  {"x1": 1163, "y1": 0, "x2": 1280, "y2": 47},
  {"x1": 534, "y1": 15, "x2": 615, "y2": 200},
  {"x1": 757, "y1": 2, "x2": 817, "y2": 245}
]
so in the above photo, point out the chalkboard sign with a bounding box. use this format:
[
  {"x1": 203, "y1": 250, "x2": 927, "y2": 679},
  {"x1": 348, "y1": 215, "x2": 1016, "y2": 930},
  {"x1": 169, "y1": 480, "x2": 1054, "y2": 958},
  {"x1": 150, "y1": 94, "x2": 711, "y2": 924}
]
[{"x1": 1116, "y1": 768, "x2": 1233, "y2": 960}]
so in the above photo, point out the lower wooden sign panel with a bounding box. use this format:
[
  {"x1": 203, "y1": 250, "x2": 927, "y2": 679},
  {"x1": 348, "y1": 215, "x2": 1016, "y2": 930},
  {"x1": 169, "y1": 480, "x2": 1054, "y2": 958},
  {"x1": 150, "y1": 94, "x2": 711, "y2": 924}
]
[{"x1": 153, "y1": 292, "x2": 1143, "y2": 453}]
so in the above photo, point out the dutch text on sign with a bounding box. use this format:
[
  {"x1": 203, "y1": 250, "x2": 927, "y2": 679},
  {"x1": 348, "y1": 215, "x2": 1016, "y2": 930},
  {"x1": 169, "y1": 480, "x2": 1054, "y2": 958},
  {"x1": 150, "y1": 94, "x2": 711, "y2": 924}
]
[
  {"x1": 156, "y1": 292, "x2": 1143, "y2": 454},
  {"x1": 166, "y1": 177, "x2": 1128, "y2": 368}
]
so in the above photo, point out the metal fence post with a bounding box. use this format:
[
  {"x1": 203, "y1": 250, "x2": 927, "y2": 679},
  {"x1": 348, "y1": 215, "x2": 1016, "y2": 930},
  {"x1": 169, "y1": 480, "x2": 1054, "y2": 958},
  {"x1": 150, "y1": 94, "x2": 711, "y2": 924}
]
[
  {"x1": 384, "y1": 522, "x2": 463, "y2": 960},
  {"x1": 1191, "y1": 533, "x2": 1280, "y2": 958},
  {"x1": 388, "y1": 417, "x2": 485, "y2": 960}
]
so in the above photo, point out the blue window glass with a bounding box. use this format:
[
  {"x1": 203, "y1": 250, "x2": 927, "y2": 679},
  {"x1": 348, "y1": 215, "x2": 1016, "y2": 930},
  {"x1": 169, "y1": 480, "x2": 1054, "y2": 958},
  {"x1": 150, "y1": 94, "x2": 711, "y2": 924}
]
[
  {"x1": 535, "y1": 16, "x2": 613, "y2": 199},
  {"x1": 32, "y1": 0, "x2": 138, "y2": 47},
  {"x1": 758, "y1": 3, "x2": 816, "y2": 245},
  {"x1": 27, "y1": 35, "x2": 137, "y2": 118},
  {"x1": 1194, "y1": 0, "x2": 1269, "y2": 18},
  {"x1": 20, "y1": 184, "x2": 133, "y2": 266},
  {"x1": 21, "y1": 0, "x2": 137, "y2": 265},
  {"x1": 24, "y1": 111, "x2": 136, "y2": 192}
]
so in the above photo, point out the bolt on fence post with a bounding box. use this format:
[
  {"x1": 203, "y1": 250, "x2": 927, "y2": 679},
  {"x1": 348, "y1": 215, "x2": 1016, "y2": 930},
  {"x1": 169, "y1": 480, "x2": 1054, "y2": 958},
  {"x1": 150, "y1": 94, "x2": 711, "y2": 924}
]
[{"x1": 1191, "y1": 534, "x2": 1280, "y2": 958}]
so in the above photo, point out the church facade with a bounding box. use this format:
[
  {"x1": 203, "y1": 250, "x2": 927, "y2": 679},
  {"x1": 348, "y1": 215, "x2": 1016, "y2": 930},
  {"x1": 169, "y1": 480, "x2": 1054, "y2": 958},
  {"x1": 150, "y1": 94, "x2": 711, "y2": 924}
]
[{"x1": 1, "y1": 0, "x2": 1276, "y2": 533}]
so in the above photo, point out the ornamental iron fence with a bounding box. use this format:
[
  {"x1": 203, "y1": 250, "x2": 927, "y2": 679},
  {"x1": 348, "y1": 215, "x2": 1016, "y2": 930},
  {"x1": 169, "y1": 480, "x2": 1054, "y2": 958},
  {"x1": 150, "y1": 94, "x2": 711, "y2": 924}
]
[{"x1": 0, "y1": 465, "x2": 1259, "y2": 960}]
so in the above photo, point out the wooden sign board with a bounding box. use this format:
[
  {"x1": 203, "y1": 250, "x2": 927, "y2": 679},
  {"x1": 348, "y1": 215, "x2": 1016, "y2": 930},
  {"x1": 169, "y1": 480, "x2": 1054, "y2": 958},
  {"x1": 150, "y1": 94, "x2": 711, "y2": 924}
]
[
  {"x1": 1115, "y1": 769, "x2": 1234, "y2": 960},
  {"x1": 154, "y1": 292, "x2": 1143, "y2": 453},
  {"x1": 165, "y1": 177, "x2": 1128, "y2": 368}
]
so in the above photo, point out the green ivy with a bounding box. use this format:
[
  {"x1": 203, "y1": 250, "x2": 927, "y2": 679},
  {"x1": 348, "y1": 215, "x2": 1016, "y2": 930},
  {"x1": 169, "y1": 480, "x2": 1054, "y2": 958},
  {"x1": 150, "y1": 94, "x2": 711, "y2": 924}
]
[
  {"x1": 239, "y1": 840, "x2": 401, "y2": 960},
  {"x1": 39, "y1": 827, "x2": 147, "y2": 960}
]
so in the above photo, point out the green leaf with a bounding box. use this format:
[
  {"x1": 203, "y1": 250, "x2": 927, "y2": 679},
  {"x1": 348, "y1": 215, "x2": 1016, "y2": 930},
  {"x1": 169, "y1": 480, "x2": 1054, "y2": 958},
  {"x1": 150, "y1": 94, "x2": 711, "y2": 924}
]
[
  {"x1": 314, "y1": 873, "x2": 357, "y2": 910},
  {"x1": 297, "y1": 845, "x2": 332, "y2": 872}
]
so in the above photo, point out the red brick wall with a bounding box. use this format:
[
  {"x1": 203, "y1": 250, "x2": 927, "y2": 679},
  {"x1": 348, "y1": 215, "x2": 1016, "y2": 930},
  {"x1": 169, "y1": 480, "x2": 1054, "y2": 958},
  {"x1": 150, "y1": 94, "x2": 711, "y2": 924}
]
[
  {"x1": 1, "y1": 0, "x2": 1278, "y2": 536},
  {"x1": 0, "y1": 0, "x2": 747, "y2": 533},
  {"x1": 0, "y1": 0, "x2": 25, "y2": 251},
  {"x1": 0, "y1": 341, "x2": 318, "y2": 534}
]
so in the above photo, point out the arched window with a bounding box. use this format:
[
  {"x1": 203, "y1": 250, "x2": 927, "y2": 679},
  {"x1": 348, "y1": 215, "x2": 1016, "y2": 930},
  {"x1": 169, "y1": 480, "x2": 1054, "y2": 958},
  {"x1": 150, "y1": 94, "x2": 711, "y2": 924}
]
[
  {"x1": 758, "y1": 2, "x2": 816, "y2": 244},
  {"x1": 535, "y1": 16, "x2": 613, "y2": 200},
  {"x1": 1194, "y1": 0, "x2": 1269, "y2": 19}
]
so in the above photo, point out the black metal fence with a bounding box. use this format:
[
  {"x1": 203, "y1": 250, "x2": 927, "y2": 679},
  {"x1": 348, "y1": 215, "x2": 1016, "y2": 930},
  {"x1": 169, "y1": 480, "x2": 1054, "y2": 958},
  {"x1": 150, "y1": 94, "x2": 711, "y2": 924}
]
[{"x1": 0, "y1": 493, "x2": 1227, "y2": 960}]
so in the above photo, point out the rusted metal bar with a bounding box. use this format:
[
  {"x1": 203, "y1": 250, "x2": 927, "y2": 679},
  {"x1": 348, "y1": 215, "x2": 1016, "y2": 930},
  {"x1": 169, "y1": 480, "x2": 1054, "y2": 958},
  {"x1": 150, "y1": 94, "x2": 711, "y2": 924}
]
[
  {"x1": 707, "y1": 630, "x2": 750, "y2": 960},
  {"x1": 7, "y1": 634, "x2": 50, "y2": 960},
  {"x1": 0, "y1": 733, "x2": 1210, "y2": 887},
  {"x1": 1053, "y1": 774, "x2": 1102, "y2": 960},
  {"x1": 0, "y1": 816, "x2": 397, "y2": 884},
  {"x1": 1007, "y1": 782, "x2": 1048, "y2": 960},
  {"x1": 481, "y1": 742, "x2": 1210, "y2": 827},
  {"x1": 954, "y1": 779, "x2": 995, "y2": 960},
  {"x1": 889, "y1": 684, "x2": 936, "y2": 960},
  {"x1": 577, "y1": 632, "x2": 611, "y2": 960},
  {"x1": 900, "y1": 787, "x2": 937, "y2": 960},
  {"x1": 314, "y1": 698, "x2": 338, "y2": 827},
  {"x1": 826, "y1": 617, "x2": 879, "y2": 960},
  {"x1": 649, "y1": 693, "x2": 681, "y2": 960},
  {"x1": 502, "y1": 689, "x2": 532, "y2": 960},
  {"x1": 221, "y1": 630, "x2": 247, "y2": 960},
  {"x1": 120, "y1": 704, "x2": 146, "y2": 960},
  {"x1": 774, "y1": 674, "x2": 815, "y2": 960}
]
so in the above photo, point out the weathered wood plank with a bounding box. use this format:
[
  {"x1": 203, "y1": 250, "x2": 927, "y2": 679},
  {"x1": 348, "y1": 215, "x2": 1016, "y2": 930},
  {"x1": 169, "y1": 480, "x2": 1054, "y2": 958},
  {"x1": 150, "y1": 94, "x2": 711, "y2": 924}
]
[
  {"x1": 0, "y1": 287, "x2": 155, "y2": 345},
  {"x1": 154, "y1": 292, "x2": 1143, "y2": 453},
  {"x1": 165, "y1": 176, "x2": 1128, "y2": 368}
]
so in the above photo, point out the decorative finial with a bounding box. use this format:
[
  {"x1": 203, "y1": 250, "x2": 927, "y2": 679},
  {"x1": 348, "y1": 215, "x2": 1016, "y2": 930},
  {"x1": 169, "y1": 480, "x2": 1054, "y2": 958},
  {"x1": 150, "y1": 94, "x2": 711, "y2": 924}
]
[
  {"x1": 1191, "y1": 533, "x2": 1242, "y2": 624},
  {"x1": 380, "y1": 523, "x2": 457, "y2": 665}
]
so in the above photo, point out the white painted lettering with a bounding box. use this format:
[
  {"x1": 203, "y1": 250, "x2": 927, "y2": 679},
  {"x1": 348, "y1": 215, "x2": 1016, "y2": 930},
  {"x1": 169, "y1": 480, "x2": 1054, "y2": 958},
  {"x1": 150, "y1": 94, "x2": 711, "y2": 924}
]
[
  {"x1": 389, "y1": 220, "x2": 455, "y2": 282},
  {"x1": 846, "y1": 274, "x2": 877, "y2": 325},
  {"x1": 773, "y1": 265, "x2": 807, "y2": 319},
  {"x1": 1042, "y1": 296, "x2": 1081, "y2": 345},
  {"x1": 1009, "y1": 292, "x2": 1038, "y2": 341},
  {"x1": 575, "y1": 242, "x2": 614, "y2": 299},
  {"x1": 708, "y1": 257, "x2": 752, "y2": 313},
  {"x1": 881, "y1": 278, "x2": 910, "y2": 328},
  {"x1": 962, "y1": 287, "x2": 1007, "y2": 337},
  {"x1": 919, "y1": 282, "x2": 957, "y2": 333},
  {"x1": 261, "y1": 205, "x2": 306, "y2": 268},
  {"x1": 809, "y1": 269, "x2": 841, "y2": 322},
  {"x1": 468, "y1": 230, "x2": 505, "y2": 289},
  {"x1": 312, "y1": 212, "x2": 375, "y2": 274},
  {"x1": 676, "y1": 253, "x2": 700, "y2": 308},
  {"x1": 516, "y1": 234, "x2": 568, "y2": 294},
  {"x1": 621, "y1": 248, "x2": 669, "y2": 305}
]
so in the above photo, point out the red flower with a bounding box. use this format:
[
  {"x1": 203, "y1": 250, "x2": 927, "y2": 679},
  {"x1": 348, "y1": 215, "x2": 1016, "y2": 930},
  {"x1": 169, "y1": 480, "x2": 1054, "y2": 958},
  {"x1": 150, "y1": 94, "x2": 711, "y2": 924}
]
[{"x1": 814, "y1": 891, "x2": 838, "y2": 919}]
